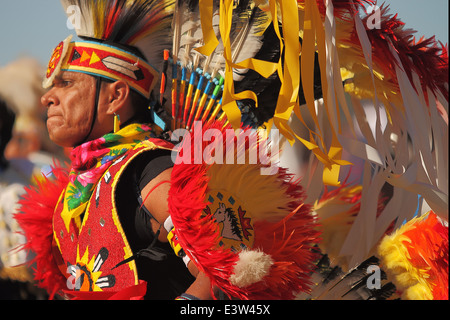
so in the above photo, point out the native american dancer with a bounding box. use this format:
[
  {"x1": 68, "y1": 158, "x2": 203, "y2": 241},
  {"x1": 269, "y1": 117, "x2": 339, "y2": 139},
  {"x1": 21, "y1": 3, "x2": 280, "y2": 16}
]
[{"x1": 15, "y1": 0, "x2": 447, "y2": 300}]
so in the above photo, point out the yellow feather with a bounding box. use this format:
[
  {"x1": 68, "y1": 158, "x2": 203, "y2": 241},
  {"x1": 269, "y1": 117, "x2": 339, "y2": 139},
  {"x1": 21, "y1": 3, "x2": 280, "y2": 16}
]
[
  {"x1": 206, "y1": 131, "x2": 292, "y2": 223},
  {"x1": 377, "y1": 214, "x2": 436, "y2": 300}
]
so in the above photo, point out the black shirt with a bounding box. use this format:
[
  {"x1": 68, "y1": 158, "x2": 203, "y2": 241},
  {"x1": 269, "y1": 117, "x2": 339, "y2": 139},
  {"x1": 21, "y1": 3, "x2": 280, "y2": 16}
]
[{"x1": 115, "y1": 148, "x2": 195, "y2": 300}]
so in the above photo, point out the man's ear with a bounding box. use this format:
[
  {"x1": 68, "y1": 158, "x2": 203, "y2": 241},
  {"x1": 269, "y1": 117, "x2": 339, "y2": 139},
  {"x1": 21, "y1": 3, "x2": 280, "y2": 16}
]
[{"x1": 105, "y1": 80, "x2": 130, "y2": 114}]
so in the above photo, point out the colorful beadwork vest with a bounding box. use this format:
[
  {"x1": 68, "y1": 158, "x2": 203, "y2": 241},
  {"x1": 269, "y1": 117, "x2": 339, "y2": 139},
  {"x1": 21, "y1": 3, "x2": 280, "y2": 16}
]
[{"x1": 52, "y1": 139, "x2": 173, "y2": 295}]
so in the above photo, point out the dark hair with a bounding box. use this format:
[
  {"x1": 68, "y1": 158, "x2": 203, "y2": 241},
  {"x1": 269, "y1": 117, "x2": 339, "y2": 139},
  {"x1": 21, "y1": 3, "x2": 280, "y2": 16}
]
[{"x1": 0, "y1": 98, "x2": 15, "y2": 169}]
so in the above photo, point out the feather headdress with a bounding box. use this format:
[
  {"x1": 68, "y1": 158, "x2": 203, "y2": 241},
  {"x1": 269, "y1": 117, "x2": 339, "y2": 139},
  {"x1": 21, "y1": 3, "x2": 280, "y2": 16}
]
[
  {"x1": 43, "y1": 0, "x2": 175, "y2": 98},
  {"x1": 161, "y1": 0, "x2": 270, "y2": 130}
]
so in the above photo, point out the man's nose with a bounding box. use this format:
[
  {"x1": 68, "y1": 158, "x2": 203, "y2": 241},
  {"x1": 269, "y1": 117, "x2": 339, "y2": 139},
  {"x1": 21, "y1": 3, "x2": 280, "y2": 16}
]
[{"x1": 41, "y1": 89, "x2": 58, "y2": 108}]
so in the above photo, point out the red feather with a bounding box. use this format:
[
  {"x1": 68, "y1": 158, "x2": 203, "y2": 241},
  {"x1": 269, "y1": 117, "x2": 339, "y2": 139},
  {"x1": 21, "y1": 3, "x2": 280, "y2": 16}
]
[
  {"x1": 103, "y1": 1, "x2": 123, "y2": 40},
  {"x1": 168, "y1": 148, "x2": 241, "y2": 298},
  {"x1": 14, "y1": 166, "x2": 69, "y2": 299},
  {"x1": 350, "y1": 4, "x2": 448, "y2": 102},
  {"x1": 248, "y1": 199, "x2": 321, "y2": 299},
  {"x1": 401, "y1": 212, "x2": 449, "y2": 300}
]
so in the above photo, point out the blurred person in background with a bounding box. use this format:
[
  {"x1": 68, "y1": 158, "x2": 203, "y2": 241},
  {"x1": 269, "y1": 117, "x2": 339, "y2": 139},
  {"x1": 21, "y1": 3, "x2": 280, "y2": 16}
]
[
  {"x1": 0, "y1": 57, "x2": 66, "y2": 299},
  {"x1": 0, "y1": 58, "x2": 68, "y2": 183},
  {"x1": 0, "y1": 97, "x2": 44, "y2": 299}
]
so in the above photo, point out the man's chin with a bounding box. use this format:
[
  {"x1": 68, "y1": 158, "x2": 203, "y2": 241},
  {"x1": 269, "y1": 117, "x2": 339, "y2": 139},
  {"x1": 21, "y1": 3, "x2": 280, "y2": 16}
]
[{"x1": 47, "y1": 127, "x2": 78, "y2": 149}]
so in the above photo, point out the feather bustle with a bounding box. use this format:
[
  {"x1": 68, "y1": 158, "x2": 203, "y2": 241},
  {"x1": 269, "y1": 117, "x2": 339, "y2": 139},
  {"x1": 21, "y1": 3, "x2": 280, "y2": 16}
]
[
  {"x1": 378, "y1": 211, "x2": 449, "y2": 300},
  {"x1": 168, "y1": 120, "x2": 320, "y2": 299}
]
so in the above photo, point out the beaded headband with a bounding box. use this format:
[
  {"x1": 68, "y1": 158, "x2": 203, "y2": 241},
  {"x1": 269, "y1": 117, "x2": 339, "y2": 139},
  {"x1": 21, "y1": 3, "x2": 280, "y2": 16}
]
[{"x1": 43, "y1": 35, "x2": 159, "y2": 98}]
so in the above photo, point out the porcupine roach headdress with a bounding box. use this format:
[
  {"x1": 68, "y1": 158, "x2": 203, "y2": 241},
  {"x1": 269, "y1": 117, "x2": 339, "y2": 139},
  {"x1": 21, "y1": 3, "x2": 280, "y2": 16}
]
[
  {"x1": 44, "y1": 0, "x2": 174, "y2": 100},
  {"x1": 159, "y1": 0, "x2": 448, "y2": 300}
]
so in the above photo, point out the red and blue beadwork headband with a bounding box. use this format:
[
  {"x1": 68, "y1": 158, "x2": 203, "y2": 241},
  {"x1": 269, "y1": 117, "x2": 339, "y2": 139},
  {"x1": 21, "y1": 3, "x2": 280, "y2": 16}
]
[{"x1": 43, "y1": 35, "x2": 159, "y2": 98}]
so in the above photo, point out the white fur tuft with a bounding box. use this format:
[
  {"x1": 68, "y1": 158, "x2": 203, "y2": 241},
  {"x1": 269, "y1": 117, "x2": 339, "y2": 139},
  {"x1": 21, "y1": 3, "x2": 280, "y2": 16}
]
[{"x1": 229, "y1": 250, "x2": 273, "y2": 288}]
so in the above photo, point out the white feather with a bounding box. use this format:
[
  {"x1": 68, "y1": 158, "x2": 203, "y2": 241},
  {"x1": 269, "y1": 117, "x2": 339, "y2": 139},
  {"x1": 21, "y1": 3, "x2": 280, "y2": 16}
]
[{"x1": 60, "y1": 0, "x2": 95, "y2": 38}]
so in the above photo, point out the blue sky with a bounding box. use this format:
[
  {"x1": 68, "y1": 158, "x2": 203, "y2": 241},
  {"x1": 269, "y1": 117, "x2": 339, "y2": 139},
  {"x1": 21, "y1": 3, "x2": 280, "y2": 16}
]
[{"x1": 0, "y1": 0, "x2": 448, "y2": 67}]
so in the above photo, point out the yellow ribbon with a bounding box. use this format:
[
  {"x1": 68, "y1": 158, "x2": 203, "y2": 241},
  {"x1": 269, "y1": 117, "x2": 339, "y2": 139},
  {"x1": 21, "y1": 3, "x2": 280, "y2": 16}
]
[
  {"x1": 219, "y1": 0, "x2": 278, "y2": 130},
  {"x1": 269, "y1": 0, "x2": 301, "y2": 145},
  {"x1": 311, "y1": 0, "x2": 350, "y2": 186},
  {"x1": 211, "y1": 0, "x2": 349, "y2": 186},
  {"x1": 195, "y1": 0, "x2": 220, "y2": 57},
  {"x1": 279, "y1": 0, "x2": 350, "y2": 186}
]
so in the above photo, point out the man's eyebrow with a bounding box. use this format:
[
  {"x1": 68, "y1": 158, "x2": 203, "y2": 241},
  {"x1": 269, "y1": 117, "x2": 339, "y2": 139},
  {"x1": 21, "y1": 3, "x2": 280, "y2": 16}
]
[
  {"x1": 54, "y1": 74, "x2": 67, "y2": 82},
  {"x1": 57, "y1": 72, "x2": 75, "y2": 80}
]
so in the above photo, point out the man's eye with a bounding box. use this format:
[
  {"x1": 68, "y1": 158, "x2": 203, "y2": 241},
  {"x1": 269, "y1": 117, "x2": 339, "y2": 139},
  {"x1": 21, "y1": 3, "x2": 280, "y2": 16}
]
[{"x1": 62, "y1": 80, "x2": 72, "y2": 86}]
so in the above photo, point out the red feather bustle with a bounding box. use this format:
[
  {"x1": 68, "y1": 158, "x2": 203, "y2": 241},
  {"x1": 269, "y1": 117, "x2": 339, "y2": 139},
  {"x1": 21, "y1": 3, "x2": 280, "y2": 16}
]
[
  {"x1": 169, "y1": 150, "x2": 242, "y2": 299},
  {"x1": 378, "y1": 211, "x2": 449, "y2": 300},
  {"x1": 400, "y1": 212, "x2": 449, "y2": 300},
  {"x1": 168, "y1": 120, "x2": 321, "y2": 300},
  {"x1": 246, "y1": 191, "x2": 320, "y2": 299}
]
